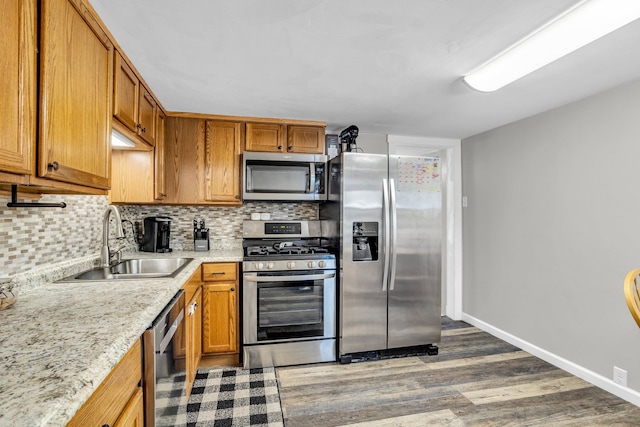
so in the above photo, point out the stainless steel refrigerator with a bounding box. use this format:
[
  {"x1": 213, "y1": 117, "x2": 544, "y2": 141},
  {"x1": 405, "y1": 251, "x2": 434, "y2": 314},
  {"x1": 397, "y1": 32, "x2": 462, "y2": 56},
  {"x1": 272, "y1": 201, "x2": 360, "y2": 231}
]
[{"x1": 320, "y1": 152, "x2": 442, "y2": 362}]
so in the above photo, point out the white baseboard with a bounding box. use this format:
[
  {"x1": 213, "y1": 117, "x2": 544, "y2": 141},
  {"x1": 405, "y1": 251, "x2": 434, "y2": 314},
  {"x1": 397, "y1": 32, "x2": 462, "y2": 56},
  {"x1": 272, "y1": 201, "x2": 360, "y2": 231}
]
[{"x1": 461, "y1": 313, "x2": 640, "y2": 407}]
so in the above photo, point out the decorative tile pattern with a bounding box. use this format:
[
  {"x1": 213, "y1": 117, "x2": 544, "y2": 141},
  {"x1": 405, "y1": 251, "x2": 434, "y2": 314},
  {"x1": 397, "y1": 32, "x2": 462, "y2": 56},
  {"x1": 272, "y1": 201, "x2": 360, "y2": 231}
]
[
  {"x1": 119, "y1": 202, "x2": 318, "y2": 251},
  {"x1": 1, "y1": 193, "x2": 317, "y2": 278},
  {"x1": 0, "y1": 195, "x2": 108, "y2": 278}
]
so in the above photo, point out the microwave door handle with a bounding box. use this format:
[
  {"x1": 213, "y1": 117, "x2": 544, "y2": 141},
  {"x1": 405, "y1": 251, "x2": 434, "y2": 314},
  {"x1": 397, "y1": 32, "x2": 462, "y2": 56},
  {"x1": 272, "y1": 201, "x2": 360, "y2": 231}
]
[
  {"x1": 308, "y1": 163, "x2": 316, "y2": 194},
  {"x1": 246, "y1": 166, "x2": 253, "y2": 191}
]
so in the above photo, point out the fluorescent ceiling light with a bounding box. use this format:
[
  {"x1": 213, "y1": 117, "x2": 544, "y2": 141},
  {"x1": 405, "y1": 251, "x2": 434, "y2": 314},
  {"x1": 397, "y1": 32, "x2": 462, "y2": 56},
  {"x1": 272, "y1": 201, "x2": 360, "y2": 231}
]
[
  {"x1": 463, "y1": 0, "x2": 640, "y2": 92},
  {"x1": 111, "y1": 129, "x2": 136, "y2": 147}
]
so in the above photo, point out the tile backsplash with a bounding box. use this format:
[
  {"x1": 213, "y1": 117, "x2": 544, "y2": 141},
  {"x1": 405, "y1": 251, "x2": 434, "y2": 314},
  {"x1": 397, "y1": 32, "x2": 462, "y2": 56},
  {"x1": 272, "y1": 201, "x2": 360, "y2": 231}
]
[
  {"x1": 1, "y1": 194, "x2": 318, "y2": 278},
  {"x1": 0, "y1": 194, "x2": 108, "y2": 277},
  {"x1": 119, "y1": 201, "x2": 318, "y2": 251}
]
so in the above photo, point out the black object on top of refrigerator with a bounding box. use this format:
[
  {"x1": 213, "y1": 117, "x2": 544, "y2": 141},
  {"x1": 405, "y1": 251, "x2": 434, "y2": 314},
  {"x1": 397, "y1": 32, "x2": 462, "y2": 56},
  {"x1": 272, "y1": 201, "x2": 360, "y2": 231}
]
[{"x1": 320, "y1": 152, "x2": 442, "y2": 363}]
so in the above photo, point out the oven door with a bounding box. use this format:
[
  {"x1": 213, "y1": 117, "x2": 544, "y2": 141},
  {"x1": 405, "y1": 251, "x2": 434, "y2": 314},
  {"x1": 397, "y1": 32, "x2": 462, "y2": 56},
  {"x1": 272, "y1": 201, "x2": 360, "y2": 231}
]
[{"x1": 243, "y1": 270, "x2": 336, "y2": 345}]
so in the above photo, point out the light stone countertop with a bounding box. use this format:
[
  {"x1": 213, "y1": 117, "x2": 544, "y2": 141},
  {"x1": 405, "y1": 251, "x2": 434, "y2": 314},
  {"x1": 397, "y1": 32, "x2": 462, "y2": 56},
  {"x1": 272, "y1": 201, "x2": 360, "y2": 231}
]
[{"x1": 0, "y1": 249, "x2": 244, "y2": 427}]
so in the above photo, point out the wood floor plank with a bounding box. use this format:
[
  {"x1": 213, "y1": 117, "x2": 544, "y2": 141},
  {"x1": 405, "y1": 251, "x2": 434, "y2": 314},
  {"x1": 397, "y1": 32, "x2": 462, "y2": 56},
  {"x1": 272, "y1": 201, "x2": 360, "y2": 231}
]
[
  {"x1": 276, "y1": 318, "x2": 640, "y2": 426},
  {"x1": 459, "y1": 376, "x2": 592, "y2": 405},
  {"x1": 334, "y1": 409, "x2": 465, "y2": 427}
]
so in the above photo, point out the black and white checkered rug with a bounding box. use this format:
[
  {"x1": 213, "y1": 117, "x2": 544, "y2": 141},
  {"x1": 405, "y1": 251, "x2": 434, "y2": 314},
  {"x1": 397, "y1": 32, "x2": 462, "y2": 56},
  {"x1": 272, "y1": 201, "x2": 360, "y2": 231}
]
[{"x1": 186, "y1": 367, "x2": 284, "y2": 427}]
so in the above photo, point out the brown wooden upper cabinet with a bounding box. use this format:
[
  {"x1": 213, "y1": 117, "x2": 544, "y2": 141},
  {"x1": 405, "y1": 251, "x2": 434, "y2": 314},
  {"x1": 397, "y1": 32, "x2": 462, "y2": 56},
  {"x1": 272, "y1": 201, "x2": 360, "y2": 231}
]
[
  {"x1": 38, "y1": 0, "x2": 113, "y2": 190},
  {"x1": 201, "y1": 120, "x2": 242, "y2": 204},
  {"x1": 287, "y1": 125, "x2": 325, "y2": 154},
  {"x1": 154, "y1": 111, "x2": 166, "y2": 200},
  {"x1": 0, "y1": 0, "x2": 35, "y2": 181},
  {"x1": 0, "y1": 0, "x2": 113, "y2": 192},
  {"x1": 245, "y1": 122, "x2": 285, "y2": 152},
  {"x1": 245, "y1": 122, "x2": 324, "y2": 154},
  {"x1": 113, "y1": 51, "x2": 138, "y2": 132},
  {"x1": 113, "y1": 49, "x2": 157, "y2": 147}
]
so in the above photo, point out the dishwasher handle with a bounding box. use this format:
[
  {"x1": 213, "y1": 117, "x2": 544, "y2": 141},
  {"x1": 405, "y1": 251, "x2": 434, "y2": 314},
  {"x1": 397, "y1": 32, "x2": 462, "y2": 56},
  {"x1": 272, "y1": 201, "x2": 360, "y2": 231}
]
[{"x1": 158, "y1": 307, "x2": 184, "y2": 354}]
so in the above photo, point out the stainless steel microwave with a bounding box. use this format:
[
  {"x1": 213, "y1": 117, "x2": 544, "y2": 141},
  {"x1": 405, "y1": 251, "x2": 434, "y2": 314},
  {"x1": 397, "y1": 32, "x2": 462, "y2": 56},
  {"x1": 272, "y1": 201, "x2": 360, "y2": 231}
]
[{"x1": 242, "y1": 152, "x2": 327, "y2": 201}]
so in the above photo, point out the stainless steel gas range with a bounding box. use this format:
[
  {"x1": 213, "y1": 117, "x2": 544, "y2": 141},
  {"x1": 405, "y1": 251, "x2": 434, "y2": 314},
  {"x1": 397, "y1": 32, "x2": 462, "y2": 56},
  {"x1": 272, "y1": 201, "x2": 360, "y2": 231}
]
[{"x1": 242, "y1": 220, "x2": 336, "y2": 369}]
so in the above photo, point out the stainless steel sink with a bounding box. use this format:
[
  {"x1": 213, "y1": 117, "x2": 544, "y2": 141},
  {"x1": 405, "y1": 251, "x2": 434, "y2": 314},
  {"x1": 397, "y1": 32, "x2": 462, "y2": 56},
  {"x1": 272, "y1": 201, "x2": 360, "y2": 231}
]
[{"x1": 58, "y1": 257, "x2": 194, "y2": 282}]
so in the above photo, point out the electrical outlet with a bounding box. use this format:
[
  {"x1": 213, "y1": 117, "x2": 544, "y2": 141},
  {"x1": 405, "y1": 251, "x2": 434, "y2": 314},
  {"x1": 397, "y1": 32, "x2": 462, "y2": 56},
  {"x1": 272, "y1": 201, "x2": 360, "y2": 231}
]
[{"x1": 614, "y1": 366, "x2": 627, "y2": 386}]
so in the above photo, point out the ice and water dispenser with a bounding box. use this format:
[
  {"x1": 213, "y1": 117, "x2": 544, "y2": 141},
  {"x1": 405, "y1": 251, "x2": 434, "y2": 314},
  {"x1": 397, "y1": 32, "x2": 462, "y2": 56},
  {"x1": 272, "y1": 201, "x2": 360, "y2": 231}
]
[{"x1": 352, "y1": 222, "x2": 378, "y2": 261}]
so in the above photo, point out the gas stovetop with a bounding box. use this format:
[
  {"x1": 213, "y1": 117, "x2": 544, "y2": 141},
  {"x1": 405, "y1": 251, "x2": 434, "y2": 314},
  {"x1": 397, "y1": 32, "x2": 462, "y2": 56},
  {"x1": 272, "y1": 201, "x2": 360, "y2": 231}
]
[
  {"x1": 245, "y1": 244, "x2": 330, "y2": 257},
  {"x1": 243, "y1": 244, "x2": 335, "y2": 271}
]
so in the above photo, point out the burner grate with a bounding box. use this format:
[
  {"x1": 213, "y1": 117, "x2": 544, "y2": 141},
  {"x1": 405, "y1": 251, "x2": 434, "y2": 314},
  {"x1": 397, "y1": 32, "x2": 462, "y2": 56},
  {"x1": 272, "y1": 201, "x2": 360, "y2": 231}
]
[{"x1": 245, "y1": 244, "x2": 330, "y2": 257}]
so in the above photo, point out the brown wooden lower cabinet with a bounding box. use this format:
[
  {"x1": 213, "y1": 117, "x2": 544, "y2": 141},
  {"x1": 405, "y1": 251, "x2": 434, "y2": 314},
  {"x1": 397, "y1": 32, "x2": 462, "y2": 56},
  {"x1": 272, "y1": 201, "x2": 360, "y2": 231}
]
[
  {"x1": 67, "y1": 339, "x2": 143, "y2": 427},
  {"x1": 202, "y1": 282, "x2": 238, "y2": 354},
  {"x1": 201, "y1": 262, "x2": 239, "y2": 363},
  {"x1": 186, "y1": 286, "x2": 203, "y2": 393},
  {"x1": 113, "y1": 387, "x2": 144, "y2": 427}
]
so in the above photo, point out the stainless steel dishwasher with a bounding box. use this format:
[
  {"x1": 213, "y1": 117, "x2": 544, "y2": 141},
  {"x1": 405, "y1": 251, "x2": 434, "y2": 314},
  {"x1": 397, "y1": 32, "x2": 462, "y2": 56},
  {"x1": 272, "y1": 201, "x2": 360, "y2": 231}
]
[{"x1": 143, "y1": 290, "x2": 187, "y2": 427}]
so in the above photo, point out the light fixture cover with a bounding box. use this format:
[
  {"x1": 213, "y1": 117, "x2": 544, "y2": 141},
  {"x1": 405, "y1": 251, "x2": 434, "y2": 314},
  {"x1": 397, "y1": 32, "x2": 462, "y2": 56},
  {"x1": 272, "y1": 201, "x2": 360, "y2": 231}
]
[
  {"x1": 111, "y1": 129, "x2": 136, "y2": 147},
  {"x1": 463, "y1": 0, "x2": 640, "y2": 92}
]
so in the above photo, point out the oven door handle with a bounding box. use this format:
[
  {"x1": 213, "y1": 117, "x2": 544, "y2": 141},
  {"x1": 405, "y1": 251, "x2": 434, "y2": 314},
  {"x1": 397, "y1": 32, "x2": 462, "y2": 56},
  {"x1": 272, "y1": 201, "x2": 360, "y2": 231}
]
[{"x1": 244, "y1": 273, "x2": 335, "y2": 282}]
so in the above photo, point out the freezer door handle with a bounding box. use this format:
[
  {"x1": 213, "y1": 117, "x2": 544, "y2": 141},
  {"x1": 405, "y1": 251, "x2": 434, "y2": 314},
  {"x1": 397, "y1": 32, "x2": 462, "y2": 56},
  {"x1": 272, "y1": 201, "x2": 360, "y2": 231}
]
[
  {"x1": 382, "y1": 178, "x2": 390, "y2": 291},
  {"x1": 389, "y1": 178, "x2": 398, "y2": 290}
]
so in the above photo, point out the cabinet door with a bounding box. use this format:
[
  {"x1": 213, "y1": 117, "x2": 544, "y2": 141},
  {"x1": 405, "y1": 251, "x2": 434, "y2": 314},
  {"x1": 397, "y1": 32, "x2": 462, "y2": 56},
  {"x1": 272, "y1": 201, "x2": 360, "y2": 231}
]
[
  {"x1": 154, "y1": 112, "x2": 166, "y2": 200},
  {"x1": 245, "y1": 122, "x2": 285, "y2": 152},
  {"x1": 114, "y1": 387, "x2": 144, "y2": 427},
  {"x1": 163, "y1": 116, "x2": 203, "y2": 204},
  {"x1": 67, "y1": 340, "x2": 142, "y2": 427},
  {"x1": 39, "y1": 0, "x2": 113, "y2": 189},
  {"x1": 201, "y1": 120, "x2": 241, "y2": 204},
  {"x1": 0, "y1": 0, "x2": 35, "y2": 177},
  {"x1": 202, "y1": 283, "x2": 237, "y2": 354},
  {"x1": 113, "y1": 51, "x2": 139, "y2": 133},
  {"x1": 138, "y1": 85, "x2": 157, "y2": 146},
  {"x1": 186, "y1": 286, "x2": 202, "y2": 395},
  {"x1": 194, "y1": 288, "x2": 203, "y2": 367},
  {"x1": 287, "y1": 125, "x2": 325, "y2": 154},
  {"x1": 110, "y1": 150, "x2": 154, "y2": 203}
]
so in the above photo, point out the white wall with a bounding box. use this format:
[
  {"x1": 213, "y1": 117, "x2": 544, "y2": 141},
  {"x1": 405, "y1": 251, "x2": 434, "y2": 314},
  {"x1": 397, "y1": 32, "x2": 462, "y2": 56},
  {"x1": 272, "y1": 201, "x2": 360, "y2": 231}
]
[{"x1": 462, "y1": 78, "x2": 640, "y2": 404}]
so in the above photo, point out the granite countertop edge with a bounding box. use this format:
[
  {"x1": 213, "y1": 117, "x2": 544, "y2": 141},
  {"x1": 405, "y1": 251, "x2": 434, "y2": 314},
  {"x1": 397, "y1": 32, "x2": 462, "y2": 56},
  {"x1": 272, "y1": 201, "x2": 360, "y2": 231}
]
[{"x1": 0, "y1": 249, "x2": 244, "y2": 427}]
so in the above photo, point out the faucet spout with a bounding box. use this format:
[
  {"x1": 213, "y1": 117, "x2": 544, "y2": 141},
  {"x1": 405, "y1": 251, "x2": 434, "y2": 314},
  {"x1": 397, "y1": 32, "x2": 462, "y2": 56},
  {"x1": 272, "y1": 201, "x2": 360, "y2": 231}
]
[{"x1": 100, "y1": 205, "x2": 125, "y2": 267}]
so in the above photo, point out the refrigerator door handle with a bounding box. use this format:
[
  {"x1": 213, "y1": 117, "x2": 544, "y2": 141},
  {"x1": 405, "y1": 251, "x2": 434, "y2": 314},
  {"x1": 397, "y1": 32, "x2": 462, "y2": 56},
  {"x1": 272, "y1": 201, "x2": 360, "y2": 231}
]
[
  {"x1": 389, "y1": 178, "x2": 398, "y2": 290},
  {"x1": 382, "y1": 178, "x2": 391, "y2": 291}
]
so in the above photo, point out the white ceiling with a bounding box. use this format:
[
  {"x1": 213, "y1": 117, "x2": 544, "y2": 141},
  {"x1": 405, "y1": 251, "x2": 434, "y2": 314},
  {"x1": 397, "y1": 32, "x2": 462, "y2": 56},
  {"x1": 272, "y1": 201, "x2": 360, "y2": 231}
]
[{"x1": 89, "y1": 0, "x2": 640, "y2": 140}]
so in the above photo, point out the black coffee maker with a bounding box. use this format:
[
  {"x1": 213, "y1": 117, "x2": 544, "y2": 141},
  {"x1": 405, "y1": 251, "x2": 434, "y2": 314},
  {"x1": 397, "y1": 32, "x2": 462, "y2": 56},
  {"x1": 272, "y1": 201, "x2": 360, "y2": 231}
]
[{"x1": 142, "y1": 216, "x2": 172, "y2": 253}]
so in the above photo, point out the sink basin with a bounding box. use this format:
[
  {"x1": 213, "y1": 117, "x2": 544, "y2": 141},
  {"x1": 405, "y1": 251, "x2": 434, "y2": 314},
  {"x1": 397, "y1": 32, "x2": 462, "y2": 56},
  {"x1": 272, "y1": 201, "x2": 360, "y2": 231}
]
[{"x1": 58, "y1": 258, "x2": 194, "y2": 282}]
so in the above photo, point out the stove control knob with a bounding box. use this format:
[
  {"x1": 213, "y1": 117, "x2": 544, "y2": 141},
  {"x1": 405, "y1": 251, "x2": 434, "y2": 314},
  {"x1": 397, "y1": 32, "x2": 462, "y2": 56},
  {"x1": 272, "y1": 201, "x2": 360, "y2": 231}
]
[
  {"x1": 267, "y1": 262, "x2": 275, "y2": 270},
  {"x1": 287, "y1": 261, "x2": 296, "y2": 269},
  {"x1": 318, "y1": 261, "x2": 327, "y2": 268},
  {"x1": 308, "y1": 261, "x2": 316, "y2": 268},
  {"x1": 255, "y1": 262, "x2": 264, "y2": 270}
]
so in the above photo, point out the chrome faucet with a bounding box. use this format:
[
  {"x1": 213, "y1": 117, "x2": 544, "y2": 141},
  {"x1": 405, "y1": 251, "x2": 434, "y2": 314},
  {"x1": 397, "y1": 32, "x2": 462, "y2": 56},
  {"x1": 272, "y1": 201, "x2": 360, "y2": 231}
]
[{"x1": 100, "y1": 205, "x2": 125, "y2": 267}]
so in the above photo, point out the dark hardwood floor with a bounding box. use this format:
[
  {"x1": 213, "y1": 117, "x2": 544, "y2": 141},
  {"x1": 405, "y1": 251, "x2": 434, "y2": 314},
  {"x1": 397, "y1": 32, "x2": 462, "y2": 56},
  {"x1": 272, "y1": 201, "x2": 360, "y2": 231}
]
[{"x1": 276, "y1": 318, "x2": 640, "y2": 426}]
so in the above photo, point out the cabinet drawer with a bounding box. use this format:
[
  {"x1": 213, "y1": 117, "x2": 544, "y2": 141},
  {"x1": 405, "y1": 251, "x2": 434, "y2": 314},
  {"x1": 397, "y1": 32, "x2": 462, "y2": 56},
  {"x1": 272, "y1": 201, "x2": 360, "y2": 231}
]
[{"x1": 202, "y1": 262, "x2": 237, "y2": 282}]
